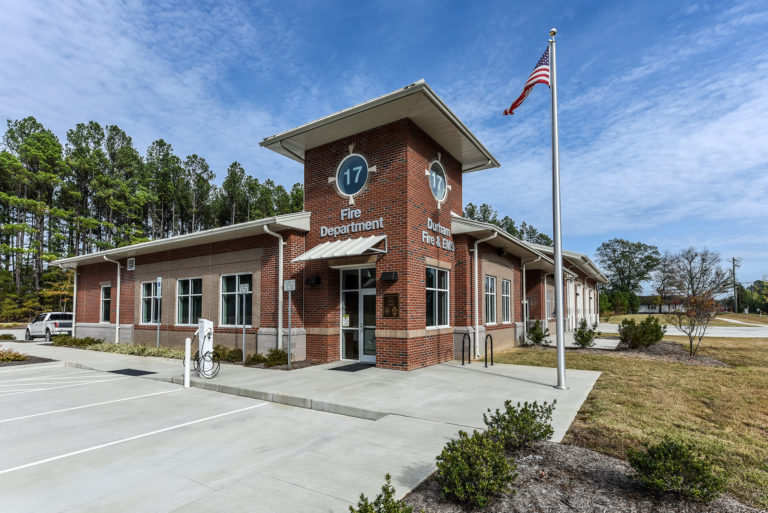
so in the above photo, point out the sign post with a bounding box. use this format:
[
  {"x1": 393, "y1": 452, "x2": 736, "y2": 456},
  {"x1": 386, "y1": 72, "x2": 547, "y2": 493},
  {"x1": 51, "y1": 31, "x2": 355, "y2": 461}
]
[
  {"x1": 240, "y1": 283, "x2": 249, "y2": 363},
  {"x1": 156, "y1": 277, "x2": 162, "y2": 349},
  {"x1": 284, "y1": 279, "x2": 296, "y2": 366}
]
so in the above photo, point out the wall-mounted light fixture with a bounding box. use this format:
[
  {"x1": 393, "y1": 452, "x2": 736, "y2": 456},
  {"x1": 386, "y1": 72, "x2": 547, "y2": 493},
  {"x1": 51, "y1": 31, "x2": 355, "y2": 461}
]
[{"x1": 306, "y1": 275, "x2": 321, "y2": 286}]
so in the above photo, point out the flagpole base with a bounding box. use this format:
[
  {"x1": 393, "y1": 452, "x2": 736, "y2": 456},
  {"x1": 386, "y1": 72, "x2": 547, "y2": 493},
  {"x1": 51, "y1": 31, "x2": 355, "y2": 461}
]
[{"x1": 554, "y1": 385, "x2": 568, "y2": 390}]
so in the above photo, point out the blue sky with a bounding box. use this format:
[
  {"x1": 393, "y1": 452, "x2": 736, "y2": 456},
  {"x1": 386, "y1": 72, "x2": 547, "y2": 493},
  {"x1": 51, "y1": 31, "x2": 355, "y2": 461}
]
[{"x1": 2, "y1": 0, "x2": 767, "y2": 290}]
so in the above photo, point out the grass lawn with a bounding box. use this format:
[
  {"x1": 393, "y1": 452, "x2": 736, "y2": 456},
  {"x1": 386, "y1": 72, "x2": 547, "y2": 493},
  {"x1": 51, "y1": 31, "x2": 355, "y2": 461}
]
[
  {"x1": 604, "y1": 312, "x2": 752, "y2": 327},
  {"x1": 495, "y1": 337, "x2": 768, "y2": 509},
  {"x1": 719, "y1": 312, "x2": 768, "y2": 325}
]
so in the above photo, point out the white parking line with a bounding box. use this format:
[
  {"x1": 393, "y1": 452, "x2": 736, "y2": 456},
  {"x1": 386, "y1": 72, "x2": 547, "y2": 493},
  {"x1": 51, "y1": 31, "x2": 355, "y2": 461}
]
[
  {"x1": 0, "y1": 402, "x2": 268, "y2": 475},
  {"x1": 0, "y1": 388, "x2": 183, "y2": 424},
  {"x1": 0, "y1": 376, "x2": 132, "y2": 397},
  {"x1": 0, "y1": 378, "x2": 114, "y2": 387},
  {"x1": 0, "y1": 370, "x2": 99, "y2": 383}
]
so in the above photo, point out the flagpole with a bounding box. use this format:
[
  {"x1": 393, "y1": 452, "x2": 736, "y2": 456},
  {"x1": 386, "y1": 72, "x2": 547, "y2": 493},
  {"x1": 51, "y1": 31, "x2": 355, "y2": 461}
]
[{"x1": 549, "y1": 28, "x2": 567, "y2": 390}]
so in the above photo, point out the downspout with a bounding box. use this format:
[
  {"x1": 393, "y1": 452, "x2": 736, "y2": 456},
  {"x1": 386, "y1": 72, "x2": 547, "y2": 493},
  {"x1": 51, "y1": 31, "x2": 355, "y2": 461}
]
[
  {"x1": 473, "y1": 231, "x2": 497, "y2": 358},
  {"x1": 102, "y1": 255, "x2": 120, "y2": 344},
  {"x1": 263, "y1": 224, "x2": 284, "y2": 350},
  {"x1": 58, "y1": 264, "x2": 77, "y2": 338},
  {"x1": 521, "y1": 257, "x2": 542, "y2": 340}
]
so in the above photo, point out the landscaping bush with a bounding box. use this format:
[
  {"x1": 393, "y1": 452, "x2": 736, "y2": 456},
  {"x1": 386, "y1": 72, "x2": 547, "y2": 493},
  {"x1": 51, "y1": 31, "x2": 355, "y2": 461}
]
[
  {"x1": 524, "y1": 320, "x2": 550, "y2": 346},
  {"x1": 627, "y1": 437, "x2": 725, "y2": 502},
  {"x1": 85, "y1": 343, "x2": 185, "y2": 359},
  {"x1": 349, "y1": 473, "x2": 418, "y2": 513},
  {"x1": 573, "y1": 319, "x2": 600, "y2": 348},
  {"x1": 435, "y1": 429, "x2": 517, "y2": 509},
  {"x1": 244, "y1": 353, "x2": 267, "y2": 366},
  {"x1": 265, "y1": 348, "x2": 288, "y2": 367},
  {"x1": 0, "y1": 333, "x2": 16, "y2": 340},
  {"x1": 52, "y1": 335, "x2": 103, "y2": 347},
  {"x1": 618, "y1": 316, "x2": 666, "y2": 349},
  {"x1": 0, "y1": 346, "x2": 27, "y2": 362},
  {"x1": 483, "y1": 400, "x2": 556, "y2": 451},
  {"x1": 214, "y1": 344, "x2": 243, "y2": 362}
]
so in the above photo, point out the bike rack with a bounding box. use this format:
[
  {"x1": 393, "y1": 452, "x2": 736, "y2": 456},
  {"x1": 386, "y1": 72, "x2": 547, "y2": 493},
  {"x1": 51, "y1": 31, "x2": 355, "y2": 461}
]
[
  {"x1": 484, "y1": 333, "x2": 494, "y2": 367},
  {"x1": 461, "y1": 332, "x2": 474, "y2": 365}
]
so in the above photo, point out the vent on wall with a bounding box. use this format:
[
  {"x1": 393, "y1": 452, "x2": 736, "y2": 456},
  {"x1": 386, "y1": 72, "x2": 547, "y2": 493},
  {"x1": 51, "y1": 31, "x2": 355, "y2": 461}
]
[{"x1": 126, "y1": 258, "x2": 135, "y2": 271}]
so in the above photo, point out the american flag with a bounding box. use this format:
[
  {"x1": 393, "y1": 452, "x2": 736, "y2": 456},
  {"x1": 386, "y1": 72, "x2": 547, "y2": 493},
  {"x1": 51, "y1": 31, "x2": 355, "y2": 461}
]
[{"x1": 503, "y1": 48, "x2": 550, "y2": 115}]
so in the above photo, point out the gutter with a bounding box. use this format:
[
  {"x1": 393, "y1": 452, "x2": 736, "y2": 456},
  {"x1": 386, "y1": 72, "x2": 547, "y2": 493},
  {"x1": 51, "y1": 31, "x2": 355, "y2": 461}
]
[
  {"x1": 473, "y1": 231, "x2": 497, "y2": 358},
  {"x1": 263, "y1": 225, "x2": 284, "y2": 350},
  {"x1": 102, "y1": 255, "x2": 120, "y2": 344}
]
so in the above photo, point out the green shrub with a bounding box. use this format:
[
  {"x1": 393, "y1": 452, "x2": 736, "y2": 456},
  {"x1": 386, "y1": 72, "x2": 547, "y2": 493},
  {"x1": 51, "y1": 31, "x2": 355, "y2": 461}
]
[
  {"x1": 265, "y1": 348, "x2": 288, "y2": 367},
  {"x1": 85, "y1": 343, "x2": 185, "y2": 359},
  {"x1": 0, "y1": 333, "x2": 16, "y2": 340},
  {"x1": 52, "y1": 335, "x2": 103, "y2": 347},
  {"x1": 244, "y1": 353, "x2": 267, "y2": 366},
  {"x1": 0, "y1": 346, "x2": 27, "y2": 362},
  {"x1": 573, "y1": 319, "x2": 599, "y2": 348},
  {"x1": 483, "y1": 400, "x2": 556, "y2": 451},
  {"x1": 349, "y1": 474, "x2": 418, "y2": 513},
  {"x1": 627, "y1": 437, "x2": 725, "y2": 501},
  {"x1": 524, "y1": 320, "x2": 550, "y2": 346},
  {"x1": 618, "y1": 317, "x2": 666, "y2": 348},
  {"x1": 214, "y1": 344, "x2": 243, "y2": 362},
  {"x1": 435, "y1": 430, "x2": 517, "y2": 509}
]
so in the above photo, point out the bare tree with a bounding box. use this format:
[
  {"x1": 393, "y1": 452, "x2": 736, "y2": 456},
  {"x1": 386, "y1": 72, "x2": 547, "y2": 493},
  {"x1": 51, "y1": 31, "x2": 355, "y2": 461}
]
[
  {"x1": 667, "y1": 248, "x2": 731, "y2": 356},
  {"x1": 652, "y1": 251, "x2": 675, "y2": 312}
]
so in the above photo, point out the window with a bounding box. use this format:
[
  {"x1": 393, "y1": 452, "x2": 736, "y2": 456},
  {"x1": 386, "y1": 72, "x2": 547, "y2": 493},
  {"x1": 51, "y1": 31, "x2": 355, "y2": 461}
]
[
  {"x1": 177, "y1": 278, "x2": 203, "y2": 325},
  {"x1": 221, "y1": 273, "x2": 252, "y2": 326},
  {"x1": 546, "y1": 289, "x2": 553, "y2": 319},
  {"x1": 141, "y1": 282, "x2": 160, "y2": 324},
  {"x1": 501, "y1": 279, "x2": 511, "y2": 324},
  {"x1": 485, "y1": 276, "x2": 496, "y2": 324},
  {"x1": 101, "y1": 286, "x2": 111, "y2": 323},
  {"x1": 426, "y1": 267, "x2": 449, "y2": 328}
]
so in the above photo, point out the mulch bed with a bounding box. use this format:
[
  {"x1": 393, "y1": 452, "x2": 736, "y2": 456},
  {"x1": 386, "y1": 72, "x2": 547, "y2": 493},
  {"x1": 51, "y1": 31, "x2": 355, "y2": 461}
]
[
  {"x1": 0, "y1": 355, "x2": 56, "y2": 367},
  {"x1": 403, "y1": 442, "x2": 764, "y2": 513},
  {"x1": 243, "y1": 359, "x2": 320, "y2": 371}
]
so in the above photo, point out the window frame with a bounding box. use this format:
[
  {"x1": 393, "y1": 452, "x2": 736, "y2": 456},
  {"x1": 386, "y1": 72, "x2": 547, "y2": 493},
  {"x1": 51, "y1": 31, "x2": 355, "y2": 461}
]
[
  {"x1": 219, "y1": 273, "x2": 253, "y2": 328},
  {"x1": 176, "y1": 277, "x2": 203, "y2": 326},
  {"x1": 140, "y1": 281, "x2": 161, "y2": 325},
  {"x1": 485, "y1": 275, "x2": 497, "y2": 325},
  {"x1": 426, "y1": 266, "x2": 450, "y2": 329},
  {"x1": 501, "y1": 278, "x2": 512, "y2": 324},
  {"x1": 100, "y1": 285, "x2": 111, "y2": 323},
  {"x1": 546, "y1": 289, "x2": 553, "y2": 319}
]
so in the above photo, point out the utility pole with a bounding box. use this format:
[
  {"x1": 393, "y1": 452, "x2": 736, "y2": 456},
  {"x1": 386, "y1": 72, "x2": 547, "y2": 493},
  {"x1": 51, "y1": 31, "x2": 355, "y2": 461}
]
[{"x1": 732, "y1": 257, "x2": 741, "y2": 313}]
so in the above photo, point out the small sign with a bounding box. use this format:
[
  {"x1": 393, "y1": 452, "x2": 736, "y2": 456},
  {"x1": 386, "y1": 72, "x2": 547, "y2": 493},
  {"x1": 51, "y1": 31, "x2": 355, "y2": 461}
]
[
  {"x1": 284, "y1": 279, "x2": 296, "y2": 292},
  {"x1": 156, "y1": 277, "x2": 162, "y2": 294},
  {"x1": 383, "y1": 293, "x2": 399, "y2": 318},
  {"x1": 342, "y1": 314, "x2": 350, "y2": 327},
  {"x1": 239, "y1": 284, "x2": 250, "y2": 294}
]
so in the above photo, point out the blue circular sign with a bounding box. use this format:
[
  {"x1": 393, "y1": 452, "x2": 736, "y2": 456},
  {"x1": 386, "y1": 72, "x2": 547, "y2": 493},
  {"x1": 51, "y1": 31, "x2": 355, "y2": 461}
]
[
  {"x1": 336, "y1": 154, "x2": 369, "y2": 197},
  {"x1": 429, "y1": 161, "x2": 447, "y2": 201}
]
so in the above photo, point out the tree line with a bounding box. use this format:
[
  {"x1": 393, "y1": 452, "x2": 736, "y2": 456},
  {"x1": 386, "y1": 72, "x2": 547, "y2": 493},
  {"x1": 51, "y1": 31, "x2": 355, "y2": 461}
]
[
  {"x1": 462, "y1": 203, "x2": 554, "y2": 246},
  {"x1": 0, "y1": 116, "x2": 303, "y2": 321}
]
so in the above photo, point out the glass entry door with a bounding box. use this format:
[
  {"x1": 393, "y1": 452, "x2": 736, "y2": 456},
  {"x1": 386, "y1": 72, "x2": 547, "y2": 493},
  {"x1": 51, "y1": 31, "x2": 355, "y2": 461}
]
[{"x1": 341, "y1": 268, "x2": 376, "y2": 363}]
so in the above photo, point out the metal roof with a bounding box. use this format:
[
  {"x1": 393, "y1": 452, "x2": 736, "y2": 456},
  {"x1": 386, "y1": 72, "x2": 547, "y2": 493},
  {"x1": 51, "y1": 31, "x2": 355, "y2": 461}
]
[
  {"x1": 527, "y1": 242, "x2": 609, "y2": 284},
  {"x1": 260, "y1": 80, "x2": 500, "y2": 173},
  {"x1": 292, "y1": 235, "x2": 387, "y2": 262},
  {"x1": 52, "y1": 212, "x2": 312, "y2": 268}
]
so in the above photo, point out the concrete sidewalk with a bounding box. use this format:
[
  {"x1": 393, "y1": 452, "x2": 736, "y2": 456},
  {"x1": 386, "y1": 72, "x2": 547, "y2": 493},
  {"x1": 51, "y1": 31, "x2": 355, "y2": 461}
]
[
  {"x1": 6, "y1": 341, "x2": 599, "y2": 442},
  {"x1": 598, "y1": 322, "x2": 768, "y2": 339}
]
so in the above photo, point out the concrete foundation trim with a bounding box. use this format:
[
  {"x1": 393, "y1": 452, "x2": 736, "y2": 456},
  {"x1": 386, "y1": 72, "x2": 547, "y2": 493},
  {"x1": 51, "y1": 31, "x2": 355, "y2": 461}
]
[
  {"x1": 257, "y1": 327, "x2": 307, "y2": 361},
  {"x1": 453, "y1": 325, "x2": 485, "y2": 360},
  {"x1": 74, "y1": 323, "x2": 134, "y2": 344},
  {"x1": 375, "y1": 327, "x2": 454, "y2": 339}
]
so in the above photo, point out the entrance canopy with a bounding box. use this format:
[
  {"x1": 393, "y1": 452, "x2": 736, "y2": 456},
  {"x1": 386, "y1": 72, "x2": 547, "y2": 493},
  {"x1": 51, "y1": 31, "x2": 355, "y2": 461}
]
[{"x1": 293, "y1": 235, "x2": 387, "y2": 262}]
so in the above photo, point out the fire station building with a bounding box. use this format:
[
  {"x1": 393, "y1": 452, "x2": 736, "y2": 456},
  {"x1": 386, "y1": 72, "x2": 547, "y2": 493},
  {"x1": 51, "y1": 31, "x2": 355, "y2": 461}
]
[{"x1": 53, "y1": 81, "x2": 606, "y2": 370}]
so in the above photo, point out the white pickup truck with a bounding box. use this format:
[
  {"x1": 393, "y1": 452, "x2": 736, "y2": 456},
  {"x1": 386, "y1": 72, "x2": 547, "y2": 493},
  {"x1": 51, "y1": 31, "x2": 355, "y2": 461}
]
[{"x1": 25, "y1": 312, "x2": 73, "y2": 341}]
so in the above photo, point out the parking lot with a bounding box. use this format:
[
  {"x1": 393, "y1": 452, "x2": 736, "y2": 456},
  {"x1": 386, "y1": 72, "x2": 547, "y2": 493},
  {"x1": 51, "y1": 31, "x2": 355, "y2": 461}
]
[{"x1": 0, "y1": 363, "x2": 461, "y2": 512}]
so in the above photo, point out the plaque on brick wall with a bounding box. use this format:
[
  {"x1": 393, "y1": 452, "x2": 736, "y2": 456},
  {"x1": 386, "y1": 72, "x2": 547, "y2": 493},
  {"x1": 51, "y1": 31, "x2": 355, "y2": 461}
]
[{"x1": 383, "y1": 293, "x2": 399, "y2": 318}]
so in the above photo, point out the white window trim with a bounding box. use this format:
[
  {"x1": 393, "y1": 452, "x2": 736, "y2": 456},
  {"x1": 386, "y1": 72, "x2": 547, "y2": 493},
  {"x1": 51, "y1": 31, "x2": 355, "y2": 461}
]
[
  {"x1": 426, "y1": 266, "x2": 450, "y2": 329},
  {"x1": 501, "y1": 278, "x2": 512, "y2": 324},
  {"x1": 139, "y1": 281, "x2": 161, "y2": 325},
  {"x1": 219, "y1": 273, "x2": 253, "y2": 328},
  {"x1": 100, "y1": 285, "x2": 111, "y2": 324},
  {"x1": 485, "y1": 275, "x2": 497, "y2": 325},
  {"x1": 546, "y1": 289, "x2": 553, "y2": 319},
  {"x1": 176, "y1": 277, "x2": 203, "y2": 326}
]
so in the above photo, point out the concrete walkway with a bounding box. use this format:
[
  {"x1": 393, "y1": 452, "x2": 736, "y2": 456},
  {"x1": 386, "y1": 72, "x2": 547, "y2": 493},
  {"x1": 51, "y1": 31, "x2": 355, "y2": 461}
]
[
  {"x1": 6, "y1": 341, "x2": 599, "y2": 442},
  {"x1": 598, "y1": 322, "x2": 768, "y2": 339}
]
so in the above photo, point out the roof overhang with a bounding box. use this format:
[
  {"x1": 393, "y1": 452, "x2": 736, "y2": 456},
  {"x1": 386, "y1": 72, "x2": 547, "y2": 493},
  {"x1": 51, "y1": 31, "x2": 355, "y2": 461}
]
[
  {"x1": 52, "y1": 212, "x2": 312, "y2": 268},
  {"x1": 292, "y1": 235, "x2": 387, "y2": 262},
  {"x1": 527, "y1": 243, "x2": 609, "y2": 284},
  {"x1": 450, "y1": 215, "x2": 575, "y2": 277},
  {"x1": 260, "y1": 80, "x2": 500, "y2": 173}
]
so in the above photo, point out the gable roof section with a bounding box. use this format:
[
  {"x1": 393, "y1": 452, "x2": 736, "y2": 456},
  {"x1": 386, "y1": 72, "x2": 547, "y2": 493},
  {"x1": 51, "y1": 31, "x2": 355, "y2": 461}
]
[
  {"x1": 52, "y1": 212, "x2": 311, "y2": 268},
  {"x1": 527, "y1": 242, "x2": 609, "y2": 284},
  {"x1": 260, "y1": 80, "x2": 500, "y2": 173}
]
